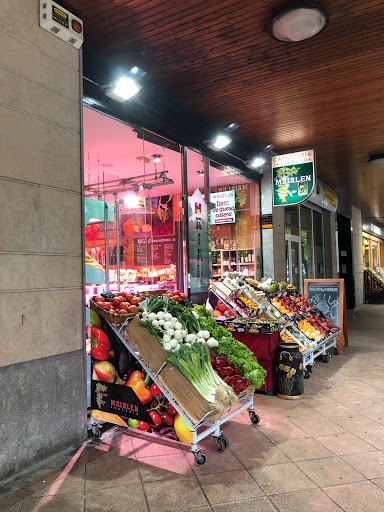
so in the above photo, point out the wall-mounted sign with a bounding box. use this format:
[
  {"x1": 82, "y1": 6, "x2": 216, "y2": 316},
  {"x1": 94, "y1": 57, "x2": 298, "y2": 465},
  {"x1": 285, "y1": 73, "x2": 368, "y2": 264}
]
[
  {"x1": 272, "y1": 150, "x2": 316, "y2": 207},
  {"x1": 308, "y1": 179, "x2": 338, "y2": 213},
  {"x1": 261, "y1": 214, "x2": 273, "y2": 229},
  {"x1": 210, "y1": 190, "x2": 236, "y2": 224}
]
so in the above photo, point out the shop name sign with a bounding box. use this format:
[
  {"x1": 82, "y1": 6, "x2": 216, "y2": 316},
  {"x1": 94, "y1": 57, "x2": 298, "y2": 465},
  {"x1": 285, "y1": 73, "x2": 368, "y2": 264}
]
[
  {"x1": 272, "y1": 150, "x2": 316, "y2": 207},
  {"x1": 210, "y1": 190, "x2": 236, "y2": 224}
]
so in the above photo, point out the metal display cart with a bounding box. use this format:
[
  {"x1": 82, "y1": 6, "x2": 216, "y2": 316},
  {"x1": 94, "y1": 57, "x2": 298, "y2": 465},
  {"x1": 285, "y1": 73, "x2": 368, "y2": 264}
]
[{"x1": 90, "y1": 317, "x2": 260, "y2": 466}]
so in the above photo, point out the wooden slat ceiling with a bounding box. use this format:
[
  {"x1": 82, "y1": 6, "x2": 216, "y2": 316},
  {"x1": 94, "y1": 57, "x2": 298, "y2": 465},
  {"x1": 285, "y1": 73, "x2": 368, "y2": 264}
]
[{"x1": 63, "y1": 0, "x2": 384, "y2": 223}]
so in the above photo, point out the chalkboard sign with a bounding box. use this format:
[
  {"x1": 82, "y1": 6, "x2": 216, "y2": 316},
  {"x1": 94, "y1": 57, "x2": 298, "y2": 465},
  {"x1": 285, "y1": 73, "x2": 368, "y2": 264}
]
[{"x1": 304, "y1": 279, "x2": 348, "y2": 354}]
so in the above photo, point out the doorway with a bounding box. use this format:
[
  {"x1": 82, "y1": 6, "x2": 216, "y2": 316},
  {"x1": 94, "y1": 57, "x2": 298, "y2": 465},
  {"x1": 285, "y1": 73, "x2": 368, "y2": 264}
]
[
  {"x1": 337, "y1": 213, "x2": 355, "y2": 309},
  {"x1": 286, "y1": 234, "x2": 302, "y2": 290}
]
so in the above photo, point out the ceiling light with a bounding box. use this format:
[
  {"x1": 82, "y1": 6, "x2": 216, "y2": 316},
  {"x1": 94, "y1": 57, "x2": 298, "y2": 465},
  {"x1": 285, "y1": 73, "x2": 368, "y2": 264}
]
[
  {"x1": 368, "y1": 155, "x2": 384, "y2": 167},
  {"x1": 244, "y1": 156, "x2": 267, "y2": 169},
  {"x1": 205, "y1": 134, "x2": 232, "y2": 151},
  {"x1": 152, "y1": 154, "x2": 162, "y2": 163},
  {"x1": 197, "y1": 170, "x2": 204, "y2": 176},
  {"x1": 225, "y1": 123, "x2": 239, "y2": 132},
  {"x1": 109, "y1": 77, "x2": 141, "y2": 101},
  {"x1": 124, "y1": 194, "x2": 139, "y2": 208},
  {"x1": 269, "y1": 2, "x2": 328, "y2": 42}
]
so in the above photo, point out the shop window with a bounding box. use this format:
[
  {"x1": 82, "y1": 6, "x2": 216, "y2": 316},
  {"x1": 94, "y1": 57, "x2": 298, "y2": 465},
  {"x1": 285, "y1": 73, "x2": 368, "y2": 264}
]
[
  {"x1": 83, "y1": 107, "x2": 185, "y2": 298},
  {"x1": 208, "y1": 162, "x2": 261, "y2": 281}
]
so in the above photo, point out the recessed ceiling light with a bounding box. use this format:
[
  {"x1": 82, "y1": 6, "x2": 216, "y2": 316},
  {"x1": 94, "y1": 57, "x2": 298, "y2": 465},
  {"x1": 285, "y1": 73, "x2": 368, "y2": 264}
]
[
  {"x1": 269, "y1": 2, "x2": 328, "y2": 42},
  {"x1": 368, "y1": 155, "x2": 384, "y2": 167},
  {"x1": 205, "y1": 134, "x2": 232, "y2": 151}
]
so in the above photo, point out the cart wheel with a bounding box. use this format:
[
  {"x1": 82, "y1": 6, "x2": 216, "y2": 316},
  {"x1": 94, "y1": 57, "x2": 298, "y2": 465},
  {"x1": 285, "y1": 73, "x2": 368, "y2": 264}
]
[
  {"x1": 322, "y1": 354, "x2": 330, "y2": 363},
  {"x1": 334, "y1": 347, "x2": 339, "y2": 355},
  {"x1": 194, "y1": 452, "x2": 207, "y2": 466},
  {"x1": 214, "y1": 435, "x2": 229, "y2": 452},
  {"x1": 307, "y1": 365, "x2": 313, "y2": 373},
  {"x1": 249, "y1": 411, "x2": 260, "y2": 425},
  {"x1": 304, "y1": 371, "x2": 310, "y2": 379},
  {"x1": 92, "y1": 426, "x2": 101, "y2": 439}
]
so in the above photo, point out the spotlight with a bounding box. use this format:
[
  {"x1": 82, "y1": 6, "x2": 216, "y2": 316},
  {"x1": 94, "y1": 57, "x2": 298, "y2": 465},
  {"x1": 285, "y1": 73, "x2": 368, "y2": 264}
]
[
  {"x1": 245, "y1": 156, "x2": 267, "y2": 169},
  {"x1": 152, "y1": 154, "x2": 162, "y2": 163},
  {"x1": 142, "y1": 183, "x2": 153, "y2": 190},
  {"x1": 368, "y1": 155, "x2": 384, "y2": 167},
  {"x1": 124, "y1": 194, "x2": 139, "y2": 208},
  {"x1": 197, "y1": 170, "x2": 204, "y2": 176},
  {"x1": 205, "y1": 134, "x2": 232, "y2": 151},
  {"x1": 103, "y1": 66, "x2": 146, "y2": 102}
]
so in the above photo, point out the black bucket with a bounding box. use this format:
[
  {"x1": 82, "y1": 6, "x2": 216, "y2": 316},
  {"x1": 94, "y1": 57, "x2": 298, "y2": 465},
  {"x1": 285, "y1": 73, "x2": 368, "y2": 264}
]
[{"x1": 275, "y1": 342, "x2": 304, "y2": 400}]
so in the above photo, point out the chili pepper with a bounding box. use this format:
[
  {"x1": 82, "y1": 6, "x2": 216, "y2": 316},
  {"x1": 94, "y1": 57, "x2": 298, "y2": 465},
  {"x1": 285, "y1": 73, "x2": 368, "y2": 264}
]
[
  {"x1": 149, "y1": 410, "x2": 161, "y2": 428},
  {"x1": 137, "y1": 421, "x2": 151, "y2": 432},
  {"x1": 90, "y1": 328, "x2": 111, "y2": 361},
  {"x1": 127, "y1": 370, "x2": 145, "y2": 386},
  {"x1": 128, "y1": 378, "x2": 152, "y2": 405},
  {"x1": 144, "y1": 371, "x2": 150, "y2": 386},
  {"x1": 150, "y1": 383, "x2": 163, "y2": 400}
]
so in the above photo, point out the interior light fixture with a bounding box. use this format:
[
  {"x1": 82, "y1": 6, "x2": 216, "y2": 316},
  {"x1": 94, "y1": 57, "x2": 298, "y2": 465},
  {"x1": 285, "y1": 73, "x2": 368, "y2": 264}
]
[
  {"x1": 268, "y1": 2, "x2": 328, "y2": 42},
  {"x1": 368, "y1": 155, "x2": 384, "y2": 167},
  {"x1": 104, "y1": 66, "x2": 146, "y2": 102},
  {"x1": 152, "y1": 154, "x2": 162, "y2": 163},
  {"x1": 124, "y1": 194, "x2": 139, "y2": 208},
  {"x1": 244, "y1": 156, "x2": 267, "y2": 169},
  {"x1": 225, "y1": 123, "x2": 239, "y2": 133},
  {"x1": 197, "y1": 170, "x2": 204, "y2": 176},
  {"x1": 205, "y1": 134, "x2": 232, "y2": 151}
]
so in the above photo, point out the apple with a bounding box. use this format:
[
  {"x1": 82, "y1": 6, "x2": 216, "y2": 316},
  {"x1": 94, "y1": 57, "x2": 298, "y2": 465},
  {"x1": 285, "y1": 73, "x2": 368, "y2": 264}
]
[{"x1": 92, "y1": 360, "x2": 115, "y2": 383}]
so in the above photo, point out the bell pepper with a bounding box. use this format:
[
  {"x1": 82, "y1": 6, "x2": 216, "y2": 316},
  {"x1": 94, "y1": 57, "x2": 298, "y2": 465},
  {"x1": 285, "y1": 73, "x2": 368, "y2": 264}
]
[
  {"x1": 91, "y1": 328, "x2": 111, "y2": 361},
  {"x1": 137, "y1": 421, "x2": 151, "y2": 432},
  {"x1": 127, "y1": 370, "x2": 145, "y2": 386},
  {"x1": 128, "y1": 377, "x2": 152, "y2": 405},
  {"x1": 128, "y1": 418, "x2": 138, "y2": 429}
]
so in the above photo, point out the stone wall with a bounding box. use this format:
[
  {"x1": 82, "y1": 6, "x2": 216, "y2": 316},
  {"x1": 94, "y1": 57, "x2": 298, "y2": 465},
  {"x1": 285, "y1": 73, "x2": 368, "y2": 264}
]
[{"x1": 0, "y1": 0, "x2": 86, "y2": 479}]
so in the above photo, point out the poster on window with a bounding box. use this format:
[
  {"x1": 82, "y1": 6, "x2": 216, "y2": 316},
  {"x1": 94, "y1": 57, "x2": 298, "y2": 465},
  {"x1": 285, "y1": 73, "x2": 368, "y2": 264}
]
[
  {"x1": 147, "y1": 195, "x2": 174, "y2": 236},
  {"x1": 210, "y1": 190, "x2": 236, "y2": 224},
  {"x1": 188, "y1": 188, "x2": 209, "y2": 301}
]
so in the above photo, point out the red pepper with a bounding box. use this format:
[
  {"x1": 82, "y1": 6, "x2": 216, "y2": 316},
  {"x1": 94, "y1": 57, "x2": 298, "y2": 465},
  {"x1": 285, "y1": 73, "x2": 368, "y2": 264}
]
[
  {"x1": 149, "y1": 410, "x2": 161, "y2": 428},
  {"x1": 127, "y1": 370, "x2": 145, "y2": 385},
  {"x1": 91, "y1": 328, "x2": 111, "y2": 361},
  {"x1": 151, "y1": 383, "x2": 163, "y2": 400},
  {"x1": 166, "y1": 402, "x2": 177, "y2": 416},
  {"x1": 137, "y1": 421, "x2": 151, "y2": 432}
]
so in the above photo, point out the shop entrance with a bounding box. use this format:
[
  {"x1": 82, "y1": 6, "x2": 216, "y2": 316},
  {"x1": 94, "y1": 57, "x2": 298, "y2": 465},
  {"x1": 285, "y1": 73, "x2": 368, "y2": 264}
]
[
  {"x1": 286, "y1": 235, "x2": 302, "y2": 290},
  {"x1": 337, "y1": 213, "x2": 355, "y2": 309}
]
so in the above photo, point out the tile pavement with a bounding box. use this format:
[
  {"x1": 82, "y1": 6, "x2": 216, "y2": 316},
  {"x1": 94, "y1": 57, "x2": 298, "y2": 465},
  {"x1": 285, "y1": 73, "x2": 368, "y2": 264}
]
[{"x1": 1, "y1": 304, "x2": 384, "y2": 511}]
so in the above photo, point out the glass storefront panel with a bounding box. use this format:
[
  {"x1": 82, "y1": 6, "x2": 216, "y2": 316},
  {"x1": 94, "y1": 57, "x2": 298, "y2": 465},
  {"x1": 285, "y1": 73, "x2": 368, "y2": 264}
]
[
  {"x1": 300, "y1": 205, "x2": 314, "y2": 280},
  {"x1": 313, "y1": 210, "x2": 325, "y2": 278},
  {"x1": 372, "y1": 240, "x2": 378, "y2": 266},
  {"x1": 83, "y1": 107, "x2": 185, "y2": 297},
  {"x1": 363, "y1": 237, "x2": 370, "y2": 268},
  {"x1": 209, "y1": 163, "x2": 261, "y2": 281}
]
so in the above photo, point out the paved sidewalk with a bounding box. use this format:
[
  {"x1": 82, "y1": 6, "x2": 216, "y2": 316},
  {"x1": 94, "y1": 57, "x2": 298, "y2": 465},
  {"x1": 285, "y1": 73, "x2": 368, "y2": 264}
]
[{"x1": 1, "y1": 305, "x2": 384, "y2": 511}]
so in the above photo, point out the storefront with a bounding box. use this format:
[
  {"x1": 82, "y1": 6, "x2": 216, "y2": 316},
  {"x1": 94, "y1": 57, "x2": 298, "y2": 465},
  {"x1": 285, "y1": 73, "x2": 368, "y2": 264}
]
[
  {"x1": 83, "y1": 107, "x2": 262, "y2": 304},
  {"x1": 362, "y1": 231, "x2": 383, "y2": 269}
]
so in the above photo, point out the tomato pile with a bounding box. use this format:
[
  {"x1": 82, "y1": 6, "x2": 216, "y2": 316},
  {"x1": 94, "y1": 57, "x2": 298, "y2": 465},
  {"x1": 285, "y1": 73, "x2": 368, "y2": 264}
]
[
  {"x1": 161, "y1": 290, "x2": 188, "y2": 303},
  {"x1": 210, "y1": 354, "x2": 250, "y2": 395},
  {"x1": 93, "y1": 292, "x2": 142, "y2": 315}
]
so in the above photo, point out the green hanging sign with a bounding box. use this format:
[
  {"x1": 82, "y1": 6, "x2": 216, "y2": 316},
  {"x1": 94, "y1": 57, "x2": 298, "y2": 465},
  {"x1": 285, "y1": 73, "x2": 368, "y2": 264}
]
[{"x1": 272, "y1": 150, "x2": 316, "y2": 207}]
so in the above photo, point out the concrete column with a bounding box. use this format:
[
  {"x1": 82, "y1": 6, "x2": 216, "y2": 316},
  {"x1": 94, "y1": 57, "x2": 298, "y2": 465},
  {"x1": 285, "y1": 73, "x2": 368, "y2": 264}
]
[
  {"x1": 261, "y1": 163, "x2": 274, "y2": 278},
  {"x1": 0, "y1": 0, "x2": 85, "y2": 479},
  {"x1": 272, "y1": 206, "x2": 286, "y2": 281},
  {"x1": 351, "y1": 206, "x2": 364, "y2": 307}
]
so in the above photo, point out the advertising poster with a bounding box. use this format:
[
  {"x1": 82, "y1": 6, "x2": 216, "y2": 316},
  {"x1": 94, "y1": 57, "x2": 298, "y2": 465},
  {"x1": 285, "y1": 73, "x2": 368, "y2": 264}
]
[
  {"x1": 147, "y1": 195, "x2": 174, "y2": 236},
  {"x1": 188, "y1": 188, "x2": 209, "y2": 301},
  {"x1": 272, "y1": 150, "x2": 315, "y2": 206},
  {"x1": 210, "y1": 190, "x2": 236, "y2": 225}
]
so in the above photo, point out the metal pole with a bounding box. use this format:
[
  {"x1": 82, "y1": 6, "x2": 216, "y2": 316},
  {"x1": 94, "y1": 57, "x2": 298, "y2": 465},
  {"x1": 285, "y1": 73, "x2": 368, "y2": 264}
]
[
  {"x1": 235, "y1": 225, "x2": 239, "y2": 272},
  {"x1": 104, "y1": 175, "x2": 110, "y2": 291},
  {"x1": 182, "y1": 146, "x2": 189, "y2": 294},
  {"x1": 114, "y1": 193, "x2": 120, "y2": 292}
]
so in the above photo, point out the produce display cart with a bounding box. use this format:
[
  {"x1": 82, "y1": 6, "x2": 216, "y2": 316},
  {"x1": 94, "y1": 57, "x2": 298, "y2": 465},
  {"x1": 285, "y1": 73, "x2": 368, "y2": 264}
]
[
  {"x1": 208, "y1": 274, "x2": 342, "y2": 380},
  {"x1": 90, "y1": 314, "x2": 260, "y2": 466}
]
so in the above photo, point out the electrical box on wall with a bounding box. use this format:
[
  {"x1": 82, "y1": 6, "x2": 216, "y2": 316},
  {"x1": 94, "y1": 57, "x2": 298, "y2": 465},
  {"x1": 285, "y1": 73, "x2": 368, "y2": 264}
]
[{"x1": 40, "y1": 1, "x2": 83, "y2": 49}]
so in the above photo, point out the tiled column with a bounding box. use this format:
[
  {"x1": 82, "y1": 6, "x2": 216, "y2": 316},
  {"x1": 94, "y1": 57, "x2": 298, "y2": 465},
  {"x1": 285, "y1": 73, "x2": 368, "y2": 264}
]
[
  {"x1": 0, "y1": 0, "x2": 85, "y2": 479},
  {"x1": 351, "y1": 206, "x2": 364, "y2": 307}
]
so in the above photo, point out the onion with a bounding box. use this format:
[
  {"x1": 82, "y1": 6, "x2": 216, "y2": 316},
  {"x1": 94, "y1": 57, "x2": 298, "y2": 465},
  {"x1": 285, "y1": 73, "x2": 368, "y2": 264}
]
[{"x1": 174, "y1": 322, "x2": 183, "y2": 331}]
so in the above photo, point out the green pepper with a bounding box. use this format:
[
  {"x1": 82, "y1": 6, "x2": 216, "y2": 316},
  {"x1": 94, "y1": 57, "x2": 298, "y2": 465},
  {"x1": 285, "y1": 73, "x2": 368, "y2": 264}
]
[
  {"x1": 128, "y1": 418, "x2": 138, "y2": 429},
  {"x1": 90, "y1": 310, "x2": 101, "y2": 328}
]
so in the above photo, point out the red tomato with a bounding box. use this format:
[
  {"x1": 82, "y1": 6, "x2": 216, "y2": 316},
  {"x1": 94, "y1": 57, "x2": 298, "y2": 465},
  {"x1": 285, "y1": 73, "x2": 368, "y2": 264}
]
[
  {"x1": 137, "y1": 421, "x2": 151, "y2": 432},
  {"x1": 166, "y1": 402, "x2": 177, "y2": 416},
  {"x1": 119, "y1": 292, "x2": 128, "y2": 299},
  {"x1": 149, "y1": 411, "x2": 161, "y2": 429},
  {"x1": 161, "y1": 411, "x2": 174, "y2": 426},
  {"x1": 171, "y1": 291, "x2": 180, "y2": 297},
  {"x1": 113, "y1": 297, "x2": 125, "y2": 307},
  {"x1": 117, "y1": 309, "x2": 128, "y2": 315},
  {"x1": 94, "y1": 295, "x2": 105, "y2": 303},
  {"x1": 179, "y1": 293, "x2": 188, "y2": 300},
  {"x1": 150, "y1": 383, "x2": 163, "y2": 400},
  {"x1": 119, "y1": 302, "x2": 130, "y2": 311},
  {"x1": 125, "y1": 294, "x2": 134, "y2": 302},
  {"x1": 130, "y1": 297, "x2": 142, "y2": 305},
  {"x1": 128, "y1": 305, "x2": 139, "y2": 313},
  {"x1": 99, "y1": 303, "x2": 112, "y2": 310}
]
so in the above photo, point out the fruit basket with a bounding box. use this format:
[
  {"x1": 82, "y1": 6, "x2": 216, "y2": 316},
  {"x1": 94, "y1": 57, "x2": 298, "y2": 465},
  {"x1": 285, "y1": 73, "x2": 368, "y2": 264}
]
[{"x1": 90, "y1": 298, "x2": 136, "y2": 324}]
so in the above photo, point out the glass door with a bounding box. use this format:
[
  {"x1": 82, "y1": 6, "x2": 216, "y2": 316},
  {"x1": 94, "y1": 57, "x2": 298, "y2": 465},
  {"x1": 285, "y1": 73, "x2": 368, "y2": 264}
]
[{"x1": 286, "y1": 234, "x2": 302, "y2": 289}]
